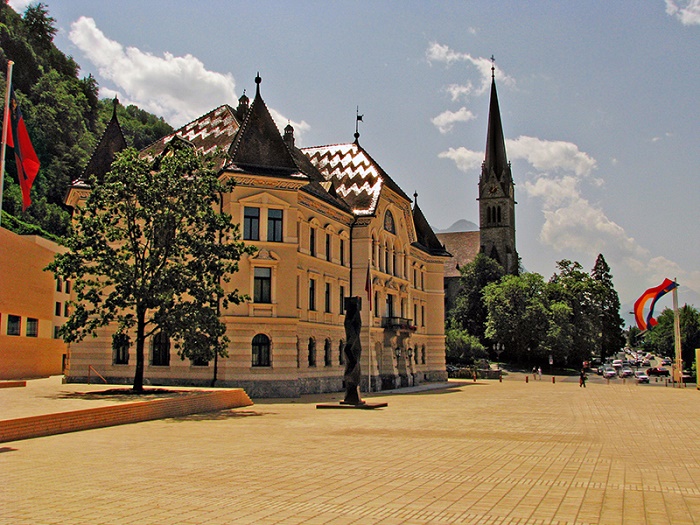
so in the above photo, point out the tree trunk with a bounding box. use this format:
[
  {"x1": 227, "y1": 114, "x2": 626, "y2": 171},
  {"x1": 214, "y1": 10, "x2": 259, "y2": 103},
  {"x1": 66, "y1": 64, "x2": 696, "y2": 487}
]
[{"x1": 133, "y1": 306, "x2": 146, "y2": 392}]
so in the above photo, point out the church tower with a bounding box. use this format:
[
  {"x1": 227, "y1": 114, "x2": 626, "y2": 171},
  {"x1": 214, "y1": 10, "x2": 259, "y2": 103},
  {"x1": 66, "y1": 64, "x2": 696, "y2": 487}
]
[{"x1": 478, "y1": 60, "x2": 519, "y2": 274}]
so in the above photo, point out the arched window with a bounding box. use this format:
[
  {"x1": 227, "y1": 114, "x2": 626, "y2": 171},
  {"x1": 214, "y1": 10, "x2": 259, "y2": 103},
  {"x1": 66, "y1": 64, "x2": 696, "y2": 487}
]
[
  {"x1": 324, "y1": 338, "x2": 332, "y2": 367},
  {"x1": 112, "y1": 333, "x2": 130, "y2": 365},
  {"x1": 384, "y1": 209, "x2": 395, "y2": 233},
  {"x1": 339, "y1": 339, "x2": 345, "y2": 366},
  {"x1": 151, "y1": 332, "x2": 170, "y2": 366},
  {"x1": 252, "y1": 334, "x2": 271, "y2": 367},
  {"x1": 308, "y1": 338, "x2": 316, "y2": 367}
]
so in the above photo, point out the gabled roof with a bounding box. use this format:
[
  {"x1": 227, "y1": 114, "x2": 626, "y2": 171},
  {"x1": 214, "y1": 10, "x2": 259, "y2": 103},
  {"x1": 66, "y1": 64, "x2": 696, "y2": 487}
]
[
  {"x1": 301, "y1": 142, "x2": 411, "y2": 216},
  {"x1": 411, "y1": 201, "x2": 451, "y2": 257},
  {"x1": 435, "y1": 231, "x2": 480, "y2": 277},
  {"x1": 141, "y1": 104, "x2": 240, "y2": 171},
  {"x1": 80, "y1": 99, "x2": 127, "y2": 184}
]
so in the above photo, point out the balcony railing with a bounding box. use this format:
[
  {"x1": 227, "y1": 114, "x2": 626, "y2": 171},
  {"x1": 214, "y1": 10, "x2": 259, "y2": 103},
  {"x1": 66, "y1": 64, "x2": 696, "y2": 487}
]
[{"x1": 381, "y1": 317, "x2": 417, "y2": 332}]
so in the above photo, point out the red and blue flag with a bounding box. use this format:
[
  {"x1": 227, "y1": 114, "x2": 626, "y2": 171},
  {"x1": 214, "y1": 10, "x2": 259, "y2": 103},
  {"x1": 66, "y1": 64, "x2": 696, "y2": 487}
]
[
  {"x1": 633, "y1": 278, "x2": 678, "y2": 331},
  {"x1": 7, "y1": 85, "x2": 40, "y2": 210}
]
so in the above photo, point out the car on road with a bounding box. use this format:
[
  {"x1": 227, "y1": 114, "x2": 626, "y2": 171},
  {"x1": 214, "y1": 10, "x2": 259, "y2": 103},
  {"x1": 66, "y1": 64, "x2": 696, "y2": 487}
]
[
  {"x1": 620, "y1": 367, "x2": 634, "y2": 378},
  {"x1": 635, "y1": 371, "x2": 650, "y2": 383},
  {"x1": 603, "y1": 367, "x2": 617, "y2": 379},
  {"x1": 661, "y1": 358, "x2": 672, "y2": 366},
  {"x1": 647, "y1": 367, "x2": 670, "y2": 377}
]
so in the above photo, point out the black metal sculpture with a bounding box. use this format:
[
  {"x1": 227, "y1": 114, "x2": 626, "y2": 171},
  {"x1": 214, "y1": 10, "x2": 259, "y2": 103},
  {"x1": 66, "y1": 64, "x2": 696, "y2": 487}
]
[{"x1": 342, "y1": 297, "x2": 364, "y2": 405}]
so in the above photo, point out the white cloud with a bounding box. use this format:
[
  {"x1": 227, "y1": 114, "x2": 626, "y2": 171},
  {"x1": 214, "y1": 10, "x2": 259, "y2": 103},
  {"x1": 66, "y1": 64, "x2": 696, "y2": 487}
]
[
  {"x1": 69, "y1": 17, "x2": 237, "y2": 127},
  {"x1": 7, "y1": 0, "x2": 33, "y2": 12},
  {"x1": 438, "y1": 147, "x2": 483, "y2": 172},
  {"x1": 431, "y1": 107, "x2": 476, "y2": 134},
  {"x1": 507, "y1": 136, "x2": 597, "y2": 177},
  {"x1": 445, "y1": 82, "x2": 473, "y2": 101},
  {"x1": 665, "y1": 0, "x2": 700, "y2": 25},
  {"x1": 426, "y1": 42, "x2": 514, "y2": 95}
]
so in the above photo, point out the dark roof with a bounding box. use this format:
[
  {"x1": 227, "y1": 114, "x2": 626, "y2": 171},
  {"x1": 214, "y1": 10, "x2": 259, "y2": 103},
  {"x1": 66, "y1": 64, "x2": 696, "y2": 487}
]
[
  {"x1": 412, "y1": 202, "x2": 451, "y2": 257},
  {"x1": 226, "y1": 80, "x2": 302, "y2": 176},
  {"x1": 80, "y1": 100, "x2": 127, "y2": 184},
  {"x1": 141, "y1": 104, "x2": 241, "y2": 171},
  {"x1": 483, "y1": 76, "x2": 511, "y2": 185},
  {"x1": 301, "y1": 142, "x2": 411, "y2": 216},
  {"x1": 435, "y1": 231, "x2": 481, "y2": 277}
]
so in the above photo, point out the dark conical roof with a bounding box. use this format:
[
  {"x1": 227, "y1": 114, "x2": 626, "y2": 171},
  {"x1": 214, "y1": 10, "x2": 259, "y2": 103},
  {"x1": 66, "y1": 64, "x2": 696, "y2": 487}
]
[
  {"x1": 80, "y1": 99, "x2": 127, "y2": 184},
  {"x1": 484, "y1": 77, "x2": 509, "y2": 181}
]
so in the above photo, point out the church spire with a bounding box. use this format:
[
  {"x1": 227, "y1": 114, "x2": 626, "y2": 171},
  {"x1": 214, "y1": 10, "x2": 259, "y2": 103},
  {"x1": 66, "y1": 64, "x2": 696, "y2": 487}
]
[{"x1": 483, "y1": 57, "x2": 509, "y2": 183}]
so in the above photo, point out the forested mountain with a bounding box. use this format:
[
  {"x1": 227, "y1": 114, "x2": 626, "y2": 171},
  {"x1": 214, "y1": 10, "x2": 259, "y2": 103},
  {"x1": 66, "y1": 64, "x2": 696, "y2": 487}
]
[{"x1": 0, "y1": 2, "x2": 173, "y2": 238}]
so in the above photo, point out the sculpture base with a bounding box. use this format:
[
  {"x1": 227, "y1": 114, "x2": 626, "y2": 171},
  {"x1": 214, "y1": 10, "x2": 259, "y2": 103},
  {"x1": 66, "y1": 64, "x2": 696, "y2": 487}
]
[{"x1": 316, "y1": 402, "x2": 388, "y2": 410}]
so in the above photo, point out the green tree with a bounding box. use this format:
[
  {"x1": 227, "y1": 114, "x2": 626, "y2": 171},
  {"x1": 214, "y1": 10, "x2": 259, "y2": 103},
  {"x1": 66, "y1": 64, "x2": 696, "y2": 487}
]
[
  {"x1": 483, "y1": 272, "x2": 550, "y2": 365},
  {"x1": 644, "y1": 305, "x2": 700, "y2": 370},
  {"x1": 47, "y1": 144, "x2": 254, "y2": 391},
  {"x1": 548, "y1": 260, "x2": 602, "y2": 367},
  {"x1": 448, "y1": 253, "x2": 505, "y2": 343},
  {"x1": 445, "y1": 327, "x2": 487, "y2": 365},
  {"x1": 591, "y1": 254, "x2": 625, "y2": 358}
]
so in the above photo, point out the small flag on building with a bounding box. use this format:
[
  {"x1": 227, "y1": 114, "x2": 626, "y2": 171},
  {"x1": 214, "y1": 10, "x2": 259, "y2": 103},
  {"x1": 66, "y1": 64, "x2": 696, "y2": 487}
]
[
  {"x1": 365, "y1": 264, "x2": 372, "y2": 311},
  {"x1": 7, "y1": 85, "x2": 40, "y2": 210}
]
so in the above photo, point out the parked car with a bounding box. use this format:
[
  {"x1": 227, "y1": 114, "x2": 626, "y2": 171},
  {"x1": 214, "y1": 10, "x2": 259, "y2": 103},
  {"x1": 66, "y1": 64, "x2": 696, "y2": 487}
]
[
  {"x1": 647, "y1": 367, "x2": 670, "y2": 377},
  {"x1": 620, "y1": 367, "x2": 634, "y2": 378},
  {"x1": 603, "y1": 367, "x2": 617, "y2": 379},
  {"x1": 661, "y1": 358, "x2": 672, "y2": 366},
  {"x1": 635, "y1": 371, "x2": 650, "y2": 383}
]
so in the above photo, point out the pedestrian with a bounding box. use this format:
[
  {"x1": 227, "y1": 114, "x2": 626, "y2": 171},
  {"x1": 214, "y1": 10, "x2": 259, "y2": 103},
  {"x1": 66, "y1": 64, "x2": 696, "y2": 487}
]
[
  {"x1": 579, "y1": 369, "x2": 587, "y2": 388},
  {"x1": 532, "y1": 366, "x2": 537, "y2": 380},
  {"x1": 538, "y1": 367, "x2": 542, "y2": 381}
]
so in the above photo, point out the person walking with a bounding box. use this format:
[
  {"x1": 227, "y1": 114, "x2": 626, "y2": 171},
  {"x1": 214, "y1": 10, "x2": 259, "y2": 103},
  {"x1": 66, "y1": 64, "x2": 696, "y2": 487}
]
[
  {"x1": 579, "y1": 369, "x2": 587, "y2": 388},
  {"x1": 538, "y1": 367, "x2": 542, "y2": 381}
]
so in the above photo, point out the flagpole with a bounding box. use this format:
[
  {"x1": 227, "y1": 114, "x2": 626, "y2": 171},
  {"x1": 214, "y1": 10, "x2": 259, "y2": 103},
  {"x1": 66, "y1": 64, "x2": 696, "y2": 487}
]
[
  {"x1": 672, "y1": 279, "x2": 682, "y2": 386},
  {"x1": 0, "y1": 60, "x2": 13, "y2": 228}
]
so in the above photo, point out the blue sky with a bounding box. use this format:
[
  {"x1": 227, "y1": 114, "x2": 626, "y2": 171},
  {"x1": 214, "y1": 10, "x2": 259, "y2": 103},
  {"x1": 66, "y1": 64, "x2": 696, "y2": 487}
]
[{"x1": 10, "y1": 1, "x2": 700, "y2": 316}]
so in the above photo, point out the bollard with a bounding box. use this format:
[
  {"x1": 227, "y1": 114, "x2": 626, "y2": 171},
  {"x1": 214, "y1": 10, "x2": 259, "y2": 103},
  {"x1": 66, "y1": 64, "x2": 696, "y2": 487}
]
[
  {"x1": 525, "y1": 375, "x2": 529, "y2": 383},
  {"x1": 552, "y1": 376, "x2": 555, "y2": 384},
  {"x1": 499, "y1": 374, "x2": 502, "y2": 383},
  {"x1": 473, "y1": 372, "x2": 477, "y2": 383}
]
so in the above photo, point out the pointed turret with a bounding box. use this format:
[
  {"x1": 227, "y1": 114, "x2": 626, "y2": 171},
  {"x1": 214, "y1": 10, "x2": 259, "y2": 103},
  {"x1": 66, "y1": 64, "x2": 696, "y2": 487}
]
[{"x1": 482, "y1": 65, "x2": 510, "y2": 185}]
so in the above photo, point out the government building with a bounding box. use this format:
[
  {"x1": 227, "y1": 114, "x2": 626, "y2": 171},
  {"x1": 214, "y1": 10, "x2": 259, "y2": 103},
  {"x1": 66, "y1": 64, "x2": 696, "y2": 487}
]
[{"x1": 64, "y1": 75, "x2": 451, "y2": 397}]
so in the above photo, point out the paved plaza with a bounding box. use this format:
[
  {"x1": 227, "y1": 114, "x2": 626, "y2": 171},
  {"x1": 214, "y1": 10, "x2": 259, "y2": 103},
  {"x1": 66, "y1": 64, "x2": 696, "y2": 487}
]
[{"x1": 1, "y1": 373, "x2": 699, "y2": 524}]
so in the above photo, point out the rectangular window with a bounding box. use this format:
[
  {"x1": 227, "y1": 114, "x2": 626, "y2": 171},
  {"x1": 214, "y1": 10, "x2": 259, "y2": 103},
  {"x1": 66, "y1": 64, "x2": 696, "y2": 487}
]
[
  {"x1": 374, "y1": 291, "x2": 379, "y2": 317},
  {"x1": 7, "y1": 315, "x2": 21, "y2": 336},
  {"x1": 414, "y1": 304, "x2": 418, "y2": 326},
  {"x1": 244, "y1": 206, "x2": 260, "y2": 240},
  {"x1": 26, "y1": 318, "x2": 38, "y2": 337},
  {"x1": 254, "y1": 267, "x2": 272, "y2": 303},
  {"x1": 309, "y1": 227, "x2": 316, "y2": 257},
  {"x1": 422, "y1": 305, "x2": 426, "y2": 326},
  {"x1": 340, "y1": 239, "x2": 345, "y2": 266},
  {"x1": 64, "y1": 302, "x2": 70, "y2": 317},
  {"x1": 309, "y1": 278, "x2": 316, "y2": 311},
  {"x1": 386, "y1": 294, "x2": 394, "y2": 318},
  {"x1": 55, "y1": 302, "x2": 62, "y2": 316},
  {"x1": 65, "y1": 280, "x2": 71, "y2": 294},
  {"x1": 56, "y1": 278, "x2": 62, "y2": 292},
  {"x1": 325, "y1": 233, "x2": 331, "y2": 261},
  {"x1": 325, "y1": 282, "x2": 331, "y2": 313},
  {"x1": 267, "y1": 209, "x2": 283, "y2": 242},
  {"x1": 339, "y1": 285, "x2": 345, "y2": 314}
]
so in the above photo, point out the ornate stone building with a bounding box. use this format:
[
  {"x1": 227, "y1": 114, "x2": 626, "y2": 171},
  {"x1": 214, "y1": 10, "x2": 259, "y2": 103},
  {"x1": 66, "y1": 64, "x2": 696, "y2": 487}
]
[{"x1": 64, "y1": 76, "x2": 450, "y2": 397}]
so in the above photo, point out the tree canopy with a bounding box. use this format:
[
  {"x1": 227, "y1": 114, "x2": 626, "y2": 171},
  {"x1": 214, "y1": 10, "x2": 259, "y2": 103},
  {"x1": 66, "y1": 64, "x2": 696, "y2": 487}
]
[
  {"x1": 47, "y1": 144, "x2": 254, "y2": 390},
  {"x1": 0, "y1": 2, "x2": 173, "y2": 238}
]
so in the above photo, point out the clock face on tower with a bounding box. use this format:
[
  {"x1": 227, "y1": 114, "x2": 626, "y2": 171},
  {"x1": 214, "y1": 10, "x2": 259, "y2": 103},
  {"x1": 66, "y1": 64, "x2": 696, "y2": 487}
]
[{"x1": 489, "y1": 185, "x2": 498, "y2": 195}]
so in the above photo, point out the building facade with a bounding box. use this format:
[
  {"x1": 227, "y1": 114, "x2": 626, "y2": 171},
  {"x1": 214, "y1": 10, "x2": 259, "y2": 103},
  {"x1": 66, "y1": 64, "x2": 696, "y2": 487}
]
[
  {"x1": 64, "y1": 76, "x2": 450, "y2": 397},
  {"x1": 0, "y1": 228, "x2": 68, "y2": 379}
]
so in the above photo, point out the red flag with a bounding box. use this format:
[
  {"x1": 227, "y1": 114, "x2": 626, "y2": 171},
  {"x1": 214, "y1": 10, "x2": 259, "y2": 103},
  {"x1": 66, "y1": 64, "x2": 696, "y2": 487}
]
[
  {"x1": 633, "y1": 278, "x2": 678, "y2": 331},
  {"x1": 365, "y1": 265, "x2": 372, "y2": 311},
  {"x1": 7, "y1": 85, "x2": 40, "y2": 210}
]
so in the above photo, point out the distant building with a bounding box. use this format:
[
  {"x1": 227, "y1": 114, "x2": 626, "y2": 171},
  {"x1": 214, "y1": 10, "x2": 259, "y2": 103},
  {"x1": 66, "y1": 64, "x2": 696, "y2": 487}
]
[
  {"x1": 437, "y1": 65, "x2": 519, "y2": 313},
  {"x1": 64, "y1": 76, "x2": 450, "y2": 397},
  {"x1": 0, "y1": 228, "x2": 68, "y2": 379}
]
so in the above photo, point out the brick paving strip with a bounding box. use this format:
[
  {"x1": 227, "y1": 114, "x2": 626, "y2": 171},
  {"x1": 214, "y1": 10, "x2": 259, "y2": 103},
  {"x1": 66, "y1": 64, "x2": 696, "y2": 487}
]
[{"x1": 2, "y1": 375, "x2": 700, "y2": 524}]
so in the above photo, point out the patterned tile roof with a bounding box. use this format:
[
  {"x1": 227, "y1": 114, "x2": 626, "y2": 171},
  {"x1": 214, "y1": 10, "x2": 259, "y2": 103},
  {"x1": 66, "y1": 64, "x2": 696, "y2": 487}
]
[
  {"x1": 301, "y1": 142, "x2": 410, "y2": 216},
  {"x1": 141, "y1": 105, "x2": 240, "y2": 171}
]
